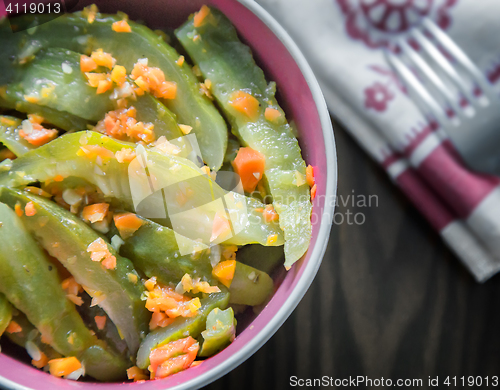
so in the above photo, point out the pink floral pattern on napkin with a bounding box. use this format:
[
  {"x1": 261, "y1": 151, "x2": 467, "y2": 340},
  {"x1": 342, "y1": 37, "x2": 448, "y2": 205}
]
[
  {"x1": 257, "y1": 0, "x2": 500, "y2": 282},
  {"x1": 364, "y1": 82, "x2": 394, "y2": 111},
  {"x1": 336, "y1": 0, "x2": 457, "y2": 48}
]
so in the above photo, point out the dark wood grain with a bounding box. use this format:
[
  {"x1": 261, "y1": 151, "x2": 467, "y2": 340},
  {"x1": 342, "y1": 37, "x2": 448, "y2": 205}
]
[{"x1": 206, "y1": 118, "x2": 500, "y2": 389}]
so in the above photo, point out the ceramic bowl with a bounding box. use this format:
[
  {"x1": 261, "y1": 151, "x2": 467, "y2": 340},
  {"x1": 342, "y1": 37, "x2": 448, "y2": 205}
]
[{"x1": 0, "y1": 0, "x2": 337, "y2": 388}]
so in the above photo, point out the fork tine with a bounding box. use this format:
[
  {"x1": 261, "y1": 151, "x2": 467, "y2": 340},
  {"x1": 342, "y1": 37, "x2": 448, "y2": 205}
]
[
  {"x1": 398, "y1": 35, "x2": 464, "y2": 119},
  {"x1": 422, "y1": 18, "x2": 495, "y2": 102},
  {"x1": 411, "y1": 28, "x2": 478, "y2": 108},
  {"x1": 384, "y1": 49, "x2": 451, "y2": 128}
]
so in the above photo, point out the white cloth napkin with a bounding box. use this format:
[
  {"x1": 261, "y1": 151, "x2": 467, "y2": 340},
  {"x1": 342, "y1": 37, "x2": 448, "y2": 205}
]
[{"x1": 256, "y1": 0, "x2": 500, "y2": 282}]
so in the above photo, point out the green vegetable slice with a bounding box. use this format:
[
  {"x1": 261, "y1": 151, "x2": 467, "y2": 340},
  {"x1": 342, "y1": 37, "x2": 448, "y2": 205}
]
[
  {"x1": 176, "y1": 7, "x2": 312, "y2": 267},
  {"x1": 198, "y1": 307, "x2": 236, "y2": 357},
  {"x1": 136, "y1": 292, "x2": 229, "y2": 369},
  {"x1": 0, "y1": 293, "x2": 12, "y2": 337},
  {"x1": 0, "y1": 131, "x2": 284, "y2": 247},
  {"x1": 0, "y1": 116, "x2": 33, "y2": 156},
  {"x1": 228, "y1": 261, "x2": 274, "y2": 306},
  {"x1": 0, "y1": 11, "x2": 227, "y2": 169},
  {"x1": 5, "y1": 311, "x2": 62, "y2": 361},
  {"x1": 0, "y1": 200, "x2": 128, "y2": 380},
  {"x1": 0, "y1": 96, "x2": 90, "y2": 132},
  {"x1": 0, "y1": 188, "x2": 150, "y2": 357},
  {"x1": 4, "y1": 47, "x2": 182, "y2": 140}
]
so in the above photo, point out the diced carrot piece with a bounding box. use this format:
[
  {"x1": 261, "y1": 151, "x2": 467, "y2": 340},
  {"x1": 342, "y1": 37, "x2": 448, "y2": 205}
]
[
  {"x1": 115, "y1": 148, "x2": 136, "y2": 163},
  {"x1": 210, "y1": 211, "x2": 231, "y2": 242},
  {"x1": 127, "y1": 366, "x2": 149, "y2": 382},
  {"x1": 28, "y1": 114, "x2": 44, "y2": 124},
  {"x1": 155, "y1": 353, "x2": 195, "y2": 379},
  {"x1": 149, "y1": 336, "x2": 198, "y2": 376},
  {"x1": 231, "y1": 147, "x2": 265, "y2": 193},
  {"x1": 265, "y1": 107, "x2": 281, "y2": 122},
  {"x1": 306, "y1": 165, "x2": 315, "y2": 187},
  {"x1": 82, "y1": 203, "x2": 109, "y2": 223},
  {"x1": 83, "y1": 4, "x2": 98, "y2": 24},
  {"x1": 94, "y1": 315, "x2": 107, "y2": 330},
  {"x1": 19, "y1": 127, "x2": 58, "y2": 147},
  {"x1": 48, "y1": 357, "x2": 82, "y2": 377},
  {"x1": 111, "y1": 65, "x2": 127, "y2": 85},
  {"x1": 90, "y1": 49, "x2": 116, "y2": 69},
  {"x1": 144, "y1": 277, "x2": 156, "y2": 291},
  {"x1": 87, "y1": 237, "x2": 108, "y2": 252},
  {"x1": 114, "y1": 212, "x2": 144, "y2": 239},
  {"x1": 212, "y1": 260, "x2": 236, "y2": 288},
  {"x1": 54, "y1": 175, "x2": 65, "y2": 182},
  {"x1": 193, "y1": 5, "x2": 211, "y2": 28},
  {"x1": 32, "y1": 352, "x2": 49, "y2": 369},
  {"x1": 24, "y1": 95, "x2": 40, "y2": 104},
  {"x1": 24, "y1": 187, "x2": 52, "y2": 198},
  {"x1": 0, "y1": 116, "x2": 17, "y2": 126},
  {"x1": 96, "y1": 79, "x2": 113, "y2": 94},
  {"x1": 266, "y1": 234, "x2": 278, "y2": 245},
  {"x1": 77, "y1": 145, "x2": 115, "y2": 159},
  {"x1": 80, "y1": 55, "x2": 97, "y2": 72},
  {"x1": 149, "y1": 311, "x2": 175, "y2": 330},
  {"x1": 134, "y1": 76, "x2": 150, "y2": 92},
  {"x1": 6, "y1": 321, "x2": 22, "y2": 334},
  {"x1": 229, "y1": 91, "x2": 260, "y2": 121},
  {"x1": 14, "y1": 203, "x2": 23, "y2": 217},
  {"x1": 24, "y1": 201, "x2": 36, "y2": 216},
  {"x1": 176, "y1": 55, "x2": 185, "y2": 66},
  {"x1": 66, "y1": 294, "x2": 84, "y2": 306},
  {"x1": 178, "y1": 124, "x2": 192, "y2": 135},
  {"x1": 156, "y1": 81, "x2": 177, "y2": 99},
  {"x1": 85, "y1": 72, "x2": 108, "y2": 88},
  {"x1": 90, "y1": 251, "x2": 107, "y2": 263},
  {"x1": 128, "y1": 273, "x2": 138, "y2": 284},
  {"x1": 101, "y1": 255, "x2": 117, "y2": 270},
  {"x1": 112, "y1": 19, "x2": 131, "y2": 33},
  {"x1": 311, "y1": 184, "x2": 317, "y2": 200},
  {"x1": 62, "y1": 276, "x2": 82, "y2": 296},
  {"x1": 262, "y1": 205, "x2": 278, "y2": 223}
]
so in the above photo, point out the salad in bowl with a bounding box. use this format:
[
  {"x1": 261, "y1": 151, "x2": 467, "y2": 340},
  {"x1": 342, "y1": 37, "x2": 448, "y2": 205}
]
[{"x1": 0, "y1": 1, "x2": 334, "y2": 387}]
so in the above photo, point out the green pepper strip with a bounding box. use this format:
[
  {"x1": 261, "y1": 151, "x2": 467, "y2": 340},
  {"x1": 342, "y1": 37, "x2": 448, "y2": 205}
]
[
  {"x1": 198, "y1": 307, "x2": 236, "y2": 357},
  {"x1": 0, "y1": 115, "x2": 32, "y2": 156},
  {"x1": 0, "y1": 188, "x2": 150, "y2": 357},
  {"x1": 0, "y1": 95, "x2": 90, "y2": 132},
  {"x1": 176, "y1": 7, "x2": 312, "y2": 267},
  {"x1": 0, "y1": 131, "x2": 284, "y2": 247},
  {"x1": 136, "y1": 292, "x2": 229, "y2": 369},
  {"x1": 5, "y1": 311, "x2": 62, "y2": 361},
  {"x1": 4, "y1": 47, "x2": 182, "y2": 140},
  {"x1": 0, "y1": 293, "x2": 12, "y2": 337},
  {"x1": 0, "y1": 201, "x2": 128, "y2": 380}
]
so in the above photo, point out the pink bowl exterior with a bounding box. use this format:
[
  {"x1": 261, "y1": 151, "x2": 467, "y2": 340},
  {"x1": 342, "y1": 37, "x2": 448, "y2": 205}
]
[{"x1": 0, "y1": 0, "x2": 337, "y2": 389}]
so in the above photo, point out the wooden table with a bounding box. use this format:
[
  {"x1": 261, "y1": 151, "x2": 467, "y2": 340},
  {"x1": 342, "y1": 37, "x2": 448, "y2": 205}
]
[{"x1": 208, "y1": 119, "x2": 500, "y2": 389}]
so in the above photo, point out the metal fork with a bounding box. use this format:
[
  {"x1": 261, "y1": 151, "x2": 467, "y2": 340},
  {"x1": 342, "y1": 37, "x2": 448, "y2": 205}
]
[{"x1": 384, "y1": 18, "x2": 500, "y2": 174}]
